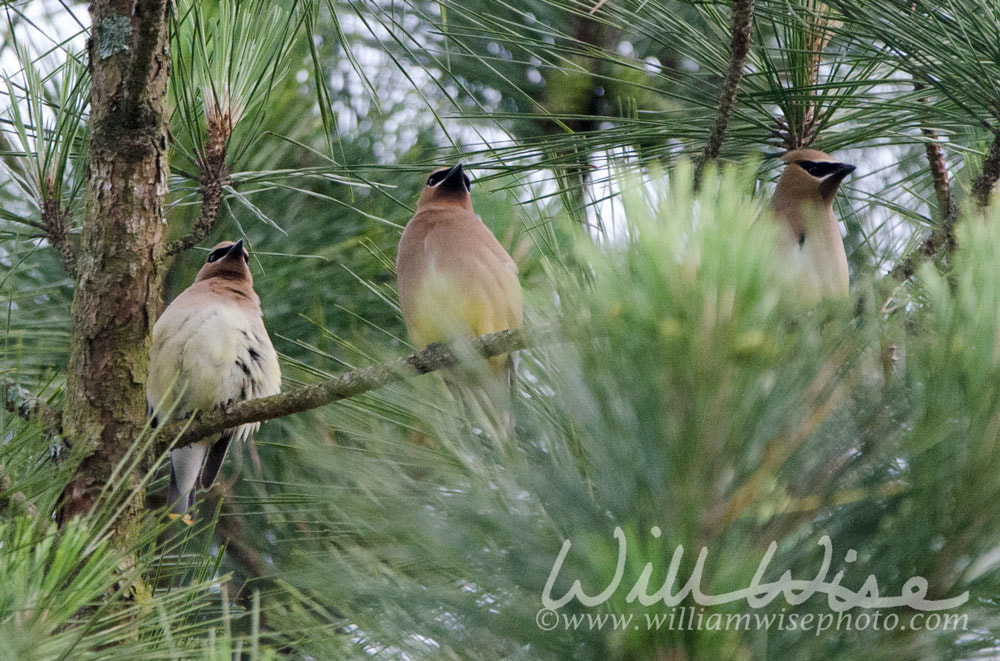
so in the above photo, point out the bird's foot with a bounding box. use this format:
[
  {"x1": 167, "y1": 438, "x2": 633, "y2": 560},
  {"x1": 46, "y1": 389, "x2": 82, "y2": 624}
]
[{"x1": 167, "y1": 512, "x2": 195, "y2": 526}]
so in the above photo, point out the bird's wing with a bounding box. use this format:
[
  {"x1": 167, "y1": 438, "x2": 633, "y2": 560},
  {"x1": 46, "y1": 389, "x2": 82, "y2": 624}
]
[
  {"x1": 148, "y1": 290, "x2": 200, "y2": 417},
  {"x1": 229, "y1": 319, "x2": 282, "y2": 443}
]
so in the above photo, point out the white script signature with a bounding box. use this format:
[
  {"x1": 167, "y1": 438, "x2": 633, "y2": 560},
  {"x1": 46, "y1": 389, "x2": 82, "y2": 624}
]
[{"x1": 541, "y1": 527, "x2": 968, "y2": 612}]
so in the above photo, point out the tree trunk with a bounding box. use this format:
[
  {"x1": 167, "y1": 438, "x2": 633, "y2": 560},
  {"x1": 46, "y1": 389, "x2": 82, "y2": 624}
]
[{"x1": 61, "y1": 0, "x2": 171, "y2": 533}]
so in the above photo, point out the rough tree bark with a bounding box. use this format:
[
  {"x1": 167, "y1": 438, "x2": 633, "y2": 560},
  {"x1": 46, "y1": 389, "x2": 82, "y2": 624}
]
[{"x1": 61, "y1": 0, "x2": 171, "y2": 531}]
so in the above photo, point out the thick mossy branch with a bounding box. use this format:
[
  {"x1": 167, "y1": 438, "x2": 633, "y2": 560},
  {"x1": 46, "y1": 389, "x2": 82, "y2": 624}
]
[
  {"x1": 160, "y1": 328, "x2": 541, "y2": 450},
  {"x1": 889, "y1": 131, "x2": 1000, "y2": 281},
  {"x1": 694, "y1": 0, "x2": 755, "y2": 187}
]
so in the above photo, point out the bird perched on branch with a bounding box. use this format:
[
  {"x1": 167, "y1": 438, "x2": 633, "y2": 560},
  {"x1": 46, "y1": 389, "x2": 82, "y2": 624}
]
[
  {"x1": 772, "y1": 149, "x2": 856, "y2": 300},
  {"x1": 396, "y1": 164, "x2": 522, "y2": 426},
  {"x1": 148, "y1": 240, "x2": 281, "y2": 523}
]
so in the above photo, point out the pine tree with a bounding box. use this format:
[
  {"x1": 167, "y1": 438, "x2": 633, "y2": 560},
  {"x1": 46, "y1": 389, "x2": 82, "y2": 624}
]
[{"x1": 2, "y1": 0, "x2": 999, "y2": 657}]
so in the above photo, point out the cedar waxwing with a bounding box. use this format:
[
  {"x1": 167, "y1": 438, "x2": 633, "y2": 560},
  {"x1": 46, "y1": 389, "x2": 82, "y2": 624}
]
[
  {"x1": 396, "y1": 164, "x2": 523, "y2": 413},
  {"x1": 771, "y1": 149, "x2": 855, "y2": 299},
  {"x1": 148, "y1": 240, "x2": 281, "y2": 522}
]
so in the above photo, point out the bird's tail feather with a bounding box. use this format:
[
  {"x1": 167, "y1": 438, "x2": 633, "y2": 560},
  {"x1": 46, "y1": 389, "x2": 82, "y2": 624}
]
[
  {"x1": 444, "y1": 355, "x2": 517, "y2": 442},
  {"x1": 167, "y1": 462, "x2": 194, "y2": 515},
  {"x1": 167, "y1": 440, "x2": 209, "y2": 516}
]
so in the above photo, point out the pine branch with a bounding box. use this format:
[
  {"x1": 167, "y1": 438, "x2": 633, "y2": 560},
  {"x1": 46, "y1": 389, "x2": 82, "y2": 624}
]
[
  {"x1": 911, "y1": 26, "x2": 955, "y2": 222},
  {"x1": 1, "y1": 377, "x2": 61, "y2": 436},
  {"x1": 889, "y1": 130, "x2": 1000, "y2": 281},
  {"x1": 972, "y1": 131, "x2": 1000, "y2": 208},
  {"x1": 0, "y1": 134, "x2": 79, "y2": 276},
  {"x1": 41, "y1": 197, "x2": 78, "y2": 278},
  {"x1": 0, "y1": 127, "x2": 77, "y2": 271},
  {"x1": 159, "y1": 328, "x2": 540, "y2": 451},
  {"x1": 165, "y1": 116, "x2": 231, "y2": 257},
  {"x1": 768, "y1": 3, "x2": 836, "y2": 152},
  {"x1": 922, "y1": 132, "x2": 954, "y2": 220},
  {"x1": 887, "y1": 209, "x2": 957, "y2": 283},
  {"x1": 164, "y1": 158, "x2": 229, "y2": 257},
  {"x1": 694, "y1": 0, "x2": 755, "y2": 187},
  {"x1": 886, "y1": 78, "x2": 958, "y2": 282}
]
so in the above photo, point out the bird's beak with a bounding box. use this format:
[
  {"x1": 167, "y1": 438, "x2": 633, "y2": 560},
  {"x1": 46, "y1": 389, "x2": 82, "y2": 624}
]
[
  {"x1": 820, "y1": 163, "x2": 856, "y2": 198},
  {"x1": 225, "y1": 239, "x2": 245, "y2": 260},
  {"x1": 834, "y1": 163, "x2": 856, "y2": 178},
  {"x1": 438, "y1": 163, "x2": 469, "y2": 193}
]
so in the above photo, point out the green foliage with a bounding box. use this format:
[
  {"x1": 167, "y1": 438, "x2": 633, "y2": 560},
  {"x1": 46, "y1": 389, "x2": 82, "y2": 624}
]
[
  {"x1": 827, "y1": 0, "x2": 1000, "y2": 129},
  {"x1": 0, "y1": 49, "x2": 87, "y2": 215},
  {"x1": 237, "y1": 168, "x2": 992, "y2": 658},
  {"x1": 0, "y1": 36, "x2": 84, "y2": 387},
  {"x1": 5, "y1": 0, "x2": 1000, "y2": 658},
  {"x1": 0, "y1": 410, "x2": 287, "y2": 658},
  {"x1": 171, "y1": 0, "x2": 302, "y2": 169}
]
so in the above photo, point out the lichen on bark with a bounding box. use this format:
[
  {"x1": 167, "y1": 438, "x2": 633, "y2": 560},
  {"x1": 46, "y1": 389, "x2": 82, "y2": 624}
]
[{"x1": 97, "y1": 15, "x2": 132, "y2": 60}]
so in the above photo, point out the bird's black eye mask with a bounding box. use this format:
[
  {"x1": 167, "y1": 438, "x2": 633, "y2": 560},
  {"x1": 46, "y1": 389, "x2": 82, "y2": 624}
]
[
  {"x1": 427, "y1": 170, "x2": 472, "y2": 191},
  {"x1": 796, "y1": 160, "x2": 842, "y2": 178},
  {"x1": 206, "y1": 246, "x2": 249, "y2": 263}
]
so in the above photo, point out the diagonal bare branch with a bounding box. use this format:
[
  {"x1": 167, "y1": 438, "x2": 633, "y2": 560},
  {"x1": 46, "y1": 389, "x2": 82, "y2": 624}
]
[{"x1": 159, "y1": 327, "x2": 546, "y2": 450}]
